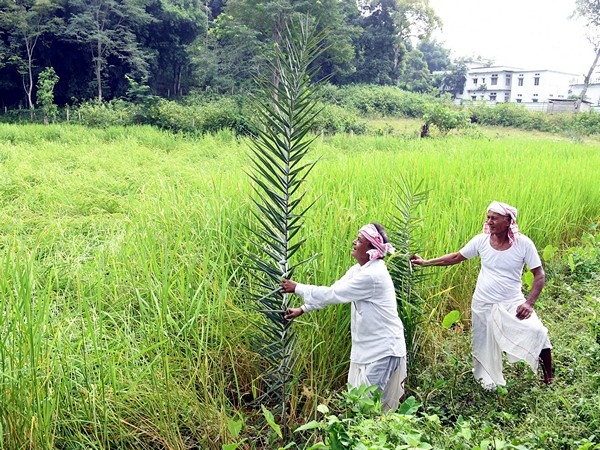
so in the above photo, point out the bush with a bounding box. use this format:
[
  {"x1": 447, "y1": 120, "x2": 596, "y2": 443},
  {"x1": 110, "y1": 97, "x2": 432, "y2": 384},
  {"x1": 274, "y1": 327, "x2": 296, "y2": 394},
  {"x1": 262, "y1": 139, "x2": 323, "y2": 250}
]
[
  {"x1": 422, "y1": 103, "x2": 471, "y2": 136},
  {"x1": 469, "y1": 102, "x2": 531, "y2": 128},
  {"x1": 311, "y1": 103, "x2": 367, "y2": 134},
  {"x1": 75, "y1": 100, "x2": 134, "y2": 127},
  {"x1": 570, "y1": 111, "x2": 600, "y2": 136},
  {"x1": 136, "y1": 97, "x2": 251, "y2": 135},
  {"x1": 468, "y1": 102, "x2": 600, "y2": 135},
  {"x1": 330, "y1": 84, "x2": 449, "y2": 118}
]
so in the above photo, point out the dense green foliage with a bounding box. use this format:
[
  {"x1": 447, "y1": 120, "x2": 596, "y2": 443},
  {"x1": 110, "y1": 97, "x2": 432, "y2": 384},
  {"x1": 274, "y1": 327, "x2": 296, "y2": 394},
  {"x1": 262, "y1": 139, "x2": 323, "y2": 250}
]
[
  {"x1": 0, "y1": 0, "x2": 453, "y2": 107},
  {"x1": 0, "y1": 124, "x2": 598, "y2": 448}
]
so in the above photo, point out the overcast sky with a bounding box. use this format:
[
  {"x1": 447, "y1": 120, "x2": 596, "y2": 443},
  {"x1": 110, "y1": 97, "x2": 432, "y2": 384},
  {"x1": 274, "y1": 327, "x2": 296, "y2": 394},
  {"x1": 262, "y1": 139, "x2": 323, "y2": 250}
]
[{"x1": 428, "y1": 0, "x2": 594, "y2": 76}]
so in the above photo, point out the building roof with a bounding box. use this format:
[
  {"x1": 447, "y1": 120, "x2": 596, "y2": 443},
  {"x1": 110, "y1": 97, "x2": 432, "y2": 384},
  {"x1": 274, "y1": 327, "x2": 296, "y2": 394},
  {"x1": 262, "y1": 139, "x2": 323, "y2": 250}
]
[{"x1": 467, "y1": 66, "x2": 578, "y2": 77}]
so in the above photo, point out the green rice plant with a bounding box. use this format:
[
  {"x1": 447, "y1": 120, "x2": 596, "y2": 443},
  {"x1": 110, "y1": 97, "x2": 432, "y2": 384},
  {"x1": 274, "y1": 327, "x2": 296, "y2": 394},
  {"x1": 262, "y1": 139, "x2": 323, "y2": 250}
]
[
  {"x1": 244, "y1": 17, "x2": 328, "y2": 431},
  {"x1": 0, "y1": 121, "x2": 599, "y2": 447}
]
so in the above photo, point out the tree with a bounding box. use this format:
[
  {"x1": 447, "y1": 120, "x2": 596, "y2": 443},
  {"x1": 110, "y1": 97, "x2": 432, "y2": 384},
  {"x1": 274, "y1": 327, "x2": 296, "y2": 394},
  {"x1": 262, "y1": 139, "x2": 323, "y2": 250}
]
[
  {"x1": 65, "y1": 0, "x2": 154, "y2": 103},
  {"x1": 142, "y1": 0, "x2": 208, "y2": 97},
  {"x1": 205, "y1": 0, "x2": 358, "y2": 91},
  {"x1": 350, "y1": 0, "x2": 441, "y2": 85},
  {"x1": 417, "y1": 38, "x2": 450, "y2": 72},
  {"x1": 572, "y1": 0, "x2": 600, "y2": 112},
  {"x1": 0, "y1": 0, "x2": 61, "y2": 110},
  {"x1": 398, "y1": 47, "x2": 432, "y2": 92},
  {"x1": 433, "y1": 59, "x2": 467, "y2": 98},
  {"x1": 36, "y1": 66, "x2": 59, "y2": 124}
]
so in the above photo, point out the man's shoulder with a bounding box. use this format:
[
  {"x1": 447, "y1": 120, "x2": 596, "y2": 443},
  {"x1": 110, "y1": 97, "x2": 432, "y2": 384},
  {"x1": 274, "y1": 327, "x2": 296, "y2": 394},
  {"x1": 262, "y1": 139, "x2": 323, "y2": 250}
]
[
  {"x1": 360, "y1": 259, "x2": 389, "y2": 276},
  {"x1": 515, "y1": 234, "x2": 536, "y2": 247},
  {"x1": 465, "y1": 233, "x2": 488, "y2": 246}
]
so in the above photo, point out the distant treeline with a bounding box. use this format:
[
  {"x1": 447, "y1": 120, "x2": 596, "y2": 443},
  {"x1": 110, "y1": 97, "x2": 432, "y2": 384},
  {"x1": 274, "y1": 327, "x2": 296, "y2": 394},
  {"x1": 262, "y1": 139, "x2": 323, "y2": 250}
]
[{"x1": 0, "y1": 0, "x2": 472, "y2": 109}]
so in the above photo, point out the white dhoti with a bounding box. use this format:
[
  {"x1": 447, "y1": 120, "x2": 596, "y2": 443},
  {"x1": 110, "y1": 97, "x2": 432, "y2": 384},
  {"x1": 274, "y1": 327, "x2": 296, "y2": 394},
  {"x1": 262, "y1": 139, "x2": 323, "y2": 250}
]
[
  {"x1": 472, "y1": 300, "x2": 552, "y2": 389},
  {"x1": 348, "y1": 356, "x2": 407, "y2": 412}
]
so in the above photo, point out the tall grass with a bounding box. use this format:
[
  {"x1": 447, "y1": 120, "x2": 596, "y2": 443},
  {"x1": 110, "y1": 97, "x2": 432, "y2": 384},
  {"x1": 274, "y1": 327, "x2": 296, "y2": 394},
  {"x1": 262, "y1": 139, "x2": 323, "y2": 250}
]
[{"x1": 0, "y1": 123, "x2": 599, "y2": 448}]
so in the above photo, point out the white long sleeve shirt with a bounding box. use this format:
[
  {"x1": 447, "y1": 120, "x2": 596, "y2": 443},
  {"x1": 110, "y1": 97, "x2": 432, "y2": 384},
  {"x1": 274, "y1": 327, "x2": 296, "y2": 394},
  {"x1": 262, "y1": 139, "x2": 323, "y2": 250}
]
[{"x1": 295, "y1": 259, "x2": 406, "y2": 364}]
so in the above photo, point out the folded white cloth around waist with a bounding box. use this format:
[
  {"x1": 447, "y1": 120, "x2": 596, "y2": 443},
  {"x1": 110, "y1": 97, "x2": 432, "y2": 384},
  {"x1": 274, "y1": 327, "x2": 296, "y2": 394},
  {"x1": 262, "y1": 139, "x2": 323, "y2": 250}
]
[{"x1": 472, "y1": 301, "x2": 551, "y2": 389}]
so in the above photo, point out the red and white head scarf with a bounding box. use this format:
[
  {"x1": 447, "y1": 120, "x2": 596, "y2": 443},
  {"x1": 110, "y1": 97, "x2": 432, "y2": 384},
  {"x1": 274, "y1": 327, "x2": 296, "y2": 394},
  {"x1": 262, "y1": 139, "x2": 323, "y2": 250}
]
[
  {"x1": 359, "y1": 224, "x2": 396, "y2": 260},
  {"x1": 483, "y1": 201, "x2": 520, "y2": 243}
]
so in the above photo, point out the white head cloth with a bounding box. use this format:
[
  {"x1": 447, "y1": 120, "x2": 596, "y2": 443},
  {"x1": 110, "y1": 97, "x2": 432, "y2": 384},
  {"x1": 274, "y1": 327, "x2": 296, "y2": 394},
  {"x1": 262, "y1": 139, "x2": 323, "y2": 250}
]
[
  {"x1": 359, "y1": 224, "x2": 396, "y2": 260},
  {"x1": 484, "y1": 201, "x2": 520, "y2": 243}
]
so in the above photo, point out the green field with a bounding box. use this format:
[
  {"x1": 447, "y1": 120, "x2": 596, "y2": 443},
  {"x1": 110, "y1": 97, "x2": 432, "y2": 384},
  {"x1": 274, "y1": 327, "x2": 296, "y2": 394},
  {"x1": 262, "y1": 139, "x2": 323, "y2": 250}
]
[{"x1": 0, "y1": 123, "x2": 599, "y2": 449}]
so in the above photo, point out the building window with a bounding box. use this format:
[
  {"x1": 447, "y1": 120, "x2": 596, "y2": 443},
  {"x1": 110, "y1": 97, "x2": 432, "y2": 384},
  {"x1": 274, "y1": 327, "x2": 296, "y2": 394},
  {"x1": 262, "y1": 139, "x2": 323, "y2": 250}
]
[
  {"x1": 504, "y1": 93, "x2": 510, "y2": 102},
  {"x1": 516, "y1": 99, "x2": 522, "y2": 103},
  {"x1": 473, "y1": 78, "x2": 478, "y2": 84},
  {"x1": 471, "y1": 96, "x2": 477, "y2": 100},
  {"x1": 517, "y1": 94, "x2": 522, "y2": 97},
  {"x1": 481, "y1": 78, "x2": 485, "y2": 84},
  {"x1": 491, "y1": 74, "x2": 498, "y2": 85},
  {"x1": 532, "y1": 98, "x2": 538, "y2": 102},
  {"x1": 489, "y1": 92, "x2": 497, "y2": 101},
  {"x1": 518, "y1": 77, "x2": 524, "y2": 86},
  {"x1": 534, "y1": 76, "x2": 540, "y2": 86},
  {"x1": 505, "y1": 75, "x2": 511, "y2": 86}
]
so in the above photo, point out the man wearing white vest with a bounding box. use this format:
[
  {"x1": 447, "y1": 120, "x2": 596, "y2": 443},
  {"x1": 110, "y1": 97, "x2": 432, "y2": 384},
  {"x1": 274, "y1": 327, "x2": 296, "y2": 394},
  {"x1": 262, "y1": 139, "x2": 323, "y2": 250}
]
[{"x1": 411, "y1": 201, "x2": 553, "y2": 389}]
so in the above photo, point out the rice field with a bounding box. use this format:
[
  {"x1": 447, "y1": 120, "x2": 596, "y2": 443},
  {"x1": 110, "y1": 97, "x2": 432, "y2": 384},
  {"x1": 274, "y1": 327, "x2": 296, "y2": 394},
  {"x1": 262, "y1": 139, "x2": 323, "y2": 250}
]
[{"x1": 0, "y1": 123, "x2": 599, "y2": 448}]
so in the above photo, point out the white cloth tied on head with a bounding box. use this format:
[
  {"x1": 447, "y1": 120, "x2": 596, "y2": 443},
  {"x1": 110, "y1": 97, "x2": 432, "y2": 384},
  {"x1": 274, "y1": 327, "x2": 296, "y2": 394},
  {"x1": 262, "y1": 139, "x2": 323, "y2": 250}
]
[
  {"x1": 484, "y1": 201, "x2": 520, "y2": 243},
  {"x1": 359, "y1": 224, "x2": 396, "y2": 260}
]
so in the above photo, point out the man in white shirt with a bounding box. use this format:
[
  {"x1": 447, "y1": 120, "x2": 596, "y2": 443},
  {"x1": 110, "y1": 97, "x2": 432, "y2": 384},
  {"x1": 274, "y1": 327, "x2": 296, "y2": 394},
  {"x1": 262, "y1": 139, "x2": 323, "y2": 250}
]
[
  {"x1": 281, "y1": 223, "x2": 407, "y2": 411},
  {"x1": 411, "y1": 201, "x2": 553, "y2": 389}
]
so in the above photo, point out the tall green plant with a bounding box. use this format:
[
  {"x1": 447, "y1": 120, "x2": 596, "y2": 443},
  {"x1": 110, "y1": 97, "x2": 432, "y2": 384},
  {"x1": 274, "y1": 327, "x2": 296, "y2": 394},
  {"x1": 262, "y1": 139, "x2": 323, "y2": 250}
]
[
  {"x1": 36, "y1": 66, "x2": 59, "y2": 125},
  {"x1": 387, "y1": 178, "x2": 429, "y2": 360},
  {"x1": 245, "y1": 17, "x2": 328, "y2": 426}
]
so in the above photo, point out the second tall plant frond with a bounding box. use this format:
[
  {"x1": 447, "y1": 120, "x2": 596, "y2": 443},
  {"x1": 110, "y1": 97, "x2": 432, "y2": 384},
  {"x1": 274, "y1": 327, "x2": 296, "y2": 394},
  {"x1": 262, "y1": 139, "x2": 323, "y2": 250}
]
[
  {"x1": 387, "y1": 178, "x2": 429, "y2": 360},
  {"x1": 245, "y1": 17, "x2": 328, "y2": 420}
]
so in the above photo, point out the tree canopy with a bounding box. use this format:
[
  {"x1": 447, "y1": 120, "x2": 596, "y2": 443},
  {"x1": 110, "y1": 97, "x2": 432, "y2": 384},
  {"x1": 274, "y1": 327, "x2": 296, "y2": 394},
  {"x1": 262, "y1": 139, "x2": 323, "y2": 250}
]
[{"x1": 0, "y1": 0, "x2": 456, "y2": 107}]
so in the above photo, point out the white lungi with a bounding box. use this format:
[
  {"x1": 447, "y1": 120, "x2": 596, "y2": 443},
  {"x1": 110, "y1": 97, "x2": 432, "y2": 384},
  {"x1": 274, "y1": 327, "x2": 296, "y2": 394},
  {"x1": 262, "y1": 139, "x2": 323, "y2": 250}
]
[{"x1": 472, "y1": 300, "x2": 552, "y2": 389}]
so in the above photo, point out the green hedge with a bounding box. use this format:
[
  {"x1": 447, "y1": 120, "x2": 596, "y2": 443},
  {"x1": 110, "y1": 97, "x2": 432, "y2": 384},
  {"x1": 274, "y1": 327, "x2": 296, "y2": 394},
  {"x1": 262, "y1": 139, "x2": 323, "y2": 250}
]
[
  {"x1": 2, "y1": 85, "x2": 598, "y2": 136},
  {"x1": 468, "y1": 102, "x2": 600, "y2": 135},
  {"x1": 323, "y1": 84, "x2": 451, "y2": 118}
]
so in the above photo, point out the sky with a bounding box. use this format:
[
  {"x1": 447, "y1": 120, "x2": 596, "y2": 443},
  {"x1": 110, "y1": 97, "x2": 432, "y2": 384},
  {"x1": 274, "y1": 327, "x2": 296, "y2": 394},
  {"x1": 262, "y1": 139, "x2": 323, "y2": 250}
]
[{"x1": 428, "y1": 0, "x2": 594, "y2": 76}]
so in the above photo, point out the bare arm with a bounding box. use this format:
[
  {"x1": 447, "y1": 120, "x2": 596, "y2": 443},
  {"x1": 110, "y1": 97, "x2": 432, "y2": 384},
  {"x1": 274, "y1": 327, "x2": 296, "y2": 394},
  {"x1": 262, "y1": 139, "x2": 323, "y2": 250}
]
[
  {"x1": 516, "y1": 266, "x2": 545, "y2": 320},
  {"x1": 410, "y1": 252, "x2": 467, "y2": 267}
]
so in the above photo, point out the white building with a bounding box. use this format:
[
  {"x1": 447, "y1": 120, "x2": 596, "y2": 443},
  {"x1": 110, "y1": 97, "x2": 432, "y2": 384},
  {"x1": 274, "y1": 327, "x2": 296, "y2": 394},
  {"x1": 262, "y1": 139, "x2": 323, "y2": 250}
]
[
  {"x1": 569, "y1": 70, "x2": 600, "y2": 110},
  {"x1": 456, "y1": 65, "x2": 579, "y2": 112}
]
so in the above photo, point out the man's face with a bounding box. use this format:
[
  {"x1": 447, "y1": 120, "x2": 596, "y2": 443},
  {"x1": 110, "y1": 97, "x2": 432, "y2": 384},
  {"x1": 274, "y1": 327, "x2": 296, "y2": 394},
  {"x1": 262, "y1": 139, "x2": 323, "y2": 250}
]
[
  {"x1": 351, "y1": 233, "x2": 372, "y2": 263},
  {"x1": 486, "y1": 211, "x2": 511, "y2": 234}
]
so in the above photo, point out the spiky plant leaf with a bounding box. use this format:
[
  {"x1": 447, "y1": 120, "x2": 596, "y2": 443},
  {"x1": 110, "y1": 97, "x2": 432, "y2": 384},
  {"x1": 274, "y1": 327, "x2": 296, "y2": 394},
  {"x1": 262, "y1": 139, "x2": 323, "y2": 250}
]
[
  {"x1": 387, "y1": 177, "x2": 430, "y2": 359},
  {"x1": 244, "y1": 16, "x2": 329, "y2": 429}
]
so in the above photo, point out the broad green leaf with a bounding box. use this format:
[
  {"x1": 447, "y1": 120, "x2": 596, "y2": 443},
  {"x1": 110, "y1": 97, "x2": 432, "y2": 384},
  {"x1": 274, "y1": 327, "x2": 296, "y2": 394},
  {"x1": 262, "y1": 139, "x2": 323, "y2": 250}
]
[
  {"x1": 261, "y1": 404, "x2": 282, "y2": 439},
  {"x1": 227, "y1": 417, "x2": 243, "y2": 439},
  {"x1": 397, "y1": 396, "x2": 421, "y2": 415},
  {"x1": 542, "y1": 244, "x2": 558, "y2": 261},
  {"x1": 442, "y1": 310, "x2": 461, "y2": 329},
  {"x1": 522, "y1": 270, "x2": 534, "y2": 290},
  {"x1": 222, "y1": 441, "x2": 245, "y2": 450},
  {"x1": 294, "y1": 420, "x2": 321, "y2": 432},
  {"x1": 317, "y1": 404, "x2": 329, "y2": 414}
]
